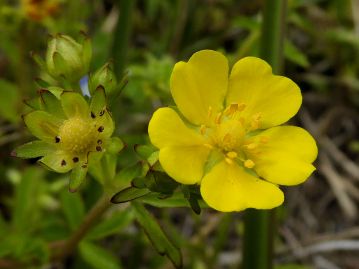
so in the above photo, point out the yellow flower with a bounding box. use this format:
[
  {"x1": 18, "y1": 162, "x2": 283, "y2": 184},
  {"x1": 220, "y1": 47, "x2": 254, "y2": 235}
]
[
  {"x1": 21, "y1": 0, "x2": 60, "y2": 22},
  {"x1": 148, "y1": 50, "x2": 318, "y2": 212}
]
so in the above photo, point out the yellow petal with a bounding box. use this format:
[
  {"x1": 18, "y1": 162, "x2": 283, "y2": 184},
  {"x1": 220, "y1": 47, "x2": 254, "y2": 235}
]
[
  {"x1": 251, "y1": 126, "x2": 318, "y2": 186},
  {"x1": 170, "y1": 50, "x2": 228, "y2": 125},
  {"x1": 148, "y1": 107, "x2": 206, "y2": 148},
  {"x1": 227, "y1": 57, "x2": 302, "y2": 128},
  {"x1": 200, "y1": 161, "x2": 284, "y2": 212},
  {"x1": 159, "y1": 146, "x2": 211, "y2": 184}
]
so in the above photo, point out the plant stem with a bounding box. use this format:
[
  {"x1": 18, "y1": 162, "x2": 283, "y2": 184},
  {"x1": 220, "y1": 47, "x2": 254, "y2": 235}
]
[
  {"x1": 112, "y1": 0, "x2": 136, "y2": 79},
  {"x1": 52, "y1": 194, "x2": 112, "y2": 260},
  {"x1": 242, "y1": 1, "x2": 287, "y2": 269}
]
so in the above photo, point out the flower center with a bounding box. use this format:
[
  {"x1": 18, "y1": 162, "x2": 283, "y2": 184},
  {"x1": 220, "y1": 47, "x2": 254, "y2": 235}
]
[
  {"x1": 201, "y1": 103, "x2": 267, "y2": 168},
  {"x1": 59, "y1": 117, "x2": 97, "y2": 154}
]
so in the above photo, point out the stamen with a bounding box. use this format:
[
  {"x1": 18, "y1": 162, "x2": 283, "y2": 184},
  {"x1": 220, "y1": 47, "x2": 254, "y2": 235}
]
[
  {"x1": 207, "y1": 106, "x2": 213, "y2": 118},
  {"x1": 226, "y1": 151, "x2": 237, "y2": 159},
  {"x1": 237, "y1": 103, "x2": 246, "y2": 111},
  {"x1": 224, "y1": 103, "x2": 239, "y2": 116},
  {"x1": 55, "y1": 136, "x2": 60, "y2": 143},
  {"x1": 97, "y1": 139, "x2": 102, "y2": 145},
  {"x1": 73, "y1": 157, "x2": 79, "y2": 163},
  {"x1": 61, "y1": 160, "x2": 66, "y2": 166},
  {"x1": 200, "y1": 124, "x2": 206, "y2": 135},
  {"x1": 215, "y1": 112, "x2": 222, "y2": 124},
  {"x1": 244, "y1": 159, "x2": 255, "y2": 169},
  {"x1": 91, "y1": 112, "x2": 96, "y2": 118},
  {"x1": 99, "y1": 110, "x2": 105, "y2": 116},
  {"x1": 96, "y1": 146, "x2": 102, "y2": 152}
]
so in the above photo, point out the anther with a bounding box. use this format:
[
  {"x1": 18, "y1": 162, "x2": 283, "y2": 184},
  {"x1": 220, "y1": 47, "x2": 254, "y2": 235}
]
[
  {"x1": 204, "y1": 143, "x2": 214, "y2": 149},
  {"x1": 226, "y1": 151, "x2": 238, "y2": 159},
  {"x1": 55, "y1": 136, "x2": 60, "y2": 143},
  {"x1": 98, "y1": 126, "x2": 104, "y2": 132},
  {"x1": 224, "y1": 103, "x2": 238, "y2": 116},
  {"x1": 244, "y1": 159, "x2": 255, "y2": 169},
  {"x1": 73, "y1": 157, "x2": 79, "y2": 163},
  {"x1": 61, "y1": 160, "x2": 66, "y2": 166},
  {"x1": 245, "y1": 143, "x2": 257, "y2": 150},
  {"x1": 97, "y1": 139, "x2": 102, "y2": 145},
  {"x1": 99, "y1": 110, "x2": 105, "y2": 116},
  {"x1": 91, "y1": 112, "x2": 96, "y2": 118},
  {"x1": 96, "y1": 146, "x2": 102, "y2": 152},
  {"x1": 225, "y1": 158, "x2": 234, "y2": 165},
  {"x1": 82, "y1": 164, "x2": 87, "y2": 168}
]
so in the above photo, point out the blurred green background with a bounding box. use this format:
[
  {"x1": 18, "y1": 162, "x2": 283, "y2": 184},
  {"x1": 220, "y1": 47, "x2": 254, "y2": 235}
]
[{"x1": 1, "y1": 0, "x2": 359, "y2": 268}]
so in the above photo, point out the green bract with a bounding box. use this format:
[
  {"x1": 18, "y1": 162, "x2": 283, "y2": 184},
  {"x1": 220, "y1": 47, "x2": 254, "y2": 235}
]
[
  {"x1": 46, "y1": 34, "x2": 92, "y2": 83},
  {"x1": 14, "y1": 87, "x2": 123, "y2": 192},
  {"x1": 88, "y1": 62, "x2": 117, "y2": 96}
]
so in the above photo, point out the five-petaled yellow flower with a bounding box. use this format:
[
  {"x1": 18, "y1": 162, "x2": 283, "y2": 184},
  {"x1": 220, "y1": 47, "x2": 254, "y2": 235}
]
[{"x1": 148, "y1": 50, "x2": 318, "y2": 212}]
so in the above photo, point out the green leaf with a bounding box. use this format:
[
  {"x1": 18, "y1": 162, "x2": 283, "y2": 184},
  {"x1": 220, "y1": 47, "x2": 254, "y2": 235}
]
[
  {"x1": 284, "y1": 40, "x2": 309, "y2": 68},
  {"x1": 60, "y1": 190, "x2": 85, "y2": 231},
  {"x1": 139, "y1": 192, "x2": 208, "y2": 209},
  {"x1": 0, "y1": 79, "x2": 20, "y2": 123},
  {"x1": 79, "y1": 241, "x2": 122, "y2": 269},
  {"x1": 111, "y1": 187, "x2": 151, "y2": 203},
  {"x1": 87, "y1": 208, "x2": 134, "y2": 240},
  {"x1": 69, "y1": 165, "x2": 88, "y2": 192},
  {"x1": 12, "y1": 141, "x2": 56, "y2": 159},
  {"x1": 132, "y1": 202, "x2": 182, "y2": 268},
  {"x1": 113, "y1": 162, "x2": 146, "y2": 189},
  {"x1": 12, "y1": 168, "x2": 44, "y2": 232}
]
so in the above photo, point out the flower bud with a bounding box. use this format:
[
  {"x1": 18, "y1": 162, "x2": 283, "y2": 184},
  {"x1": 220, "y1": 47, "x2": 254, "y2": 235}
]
[
  {"x1": 88, "y1": 62, "x2": 117, "y2": 95},
  {"x1": 46, "y1": 34, "x2": 92, "y2": 83}
]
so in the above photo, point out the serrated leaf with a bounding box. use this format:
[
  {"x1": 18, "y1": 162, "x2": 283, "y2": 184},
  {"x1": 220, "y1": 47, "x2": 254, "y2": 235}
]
[
  {"x1": 86, "y1": 208, "x2": 134, "y2": 240},
  {"x1": 79, "y1": 241, "x2": 122, "y2": 269},
  {"x1": 132, "y1": 202, "x2": 182, "y2": 268},
  {"x1": 60, "y1": 190, "x2": 85, "y2": 231},
  {"x1": 13, "y1": 141, "x2": 56, "y2": 159},
  {"x1": 111, "y1": 187, "x2": 151, "y2": 204}
]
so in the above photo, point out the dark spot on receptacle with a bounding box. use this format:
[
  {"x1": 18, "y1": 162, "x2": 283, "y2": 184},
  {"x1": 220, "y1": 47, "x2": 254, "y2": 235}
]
[
  {"x1": 73, "y1": 157, "x2": 79, "y2": 163},
  {"x1": 96, "y1": 146, "x2": 102, "y2": 152},
  {"x1": 97, "y1": 139, "x2": 102, "y2": 145},
  {"x1": 98, "y1": 126, "x2": 104, "y2": 132},
  {"x1": 61, "y1": 160, "x2": 66, "y2": 166},
  {"x1": 91, "y1": 112, "x2": 96, "y2": 118},
  {"x1": 99, "y1": 110, "x2": 105, "y2": 116},
  {"x1": 82, "y1": 164, "x2": 87, "y2": 168},
  {"x1": 55, "y1": 136, "x2": 60, "y2": 143}
]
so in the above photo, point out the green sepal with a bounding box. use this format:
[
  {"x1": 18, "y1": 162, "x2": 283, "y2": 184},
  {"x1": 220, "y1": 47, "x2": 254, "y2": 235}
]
[
  {"x1": 81, "y1": 36, "x2": 92, "y2": 72},
  {"x1": 47, "y1": 86, "x2": 64, "y2": 99},
  {"x1": 34, "y1": 77, "x2": 51, "y2": 88},
  {"x1": 23, "y1": 97, "x2": 43, "y2": 110},
  {"x1": 12, "y1": 141, "x2": 56, "y2": 159},
  {"x1": 69, "y1": 165, "x2": 88, "y2": 192},
  {"x1": 52, "y1": 52, "x2": 68, "y2": 78},
  {"x1": 90, "y1": 85, "x2": 107, "y2": 115},
  {"x1": 181, "y1": 185, "x2": 201, "y2": 215},
  {"x1": 111, "y1": 186, "x2": 151, "y2": 204},
  {"x1": 23, "y1": 111, "x2": 63, "y2": 143},
  {"x1": 134, "y1": 144, "x2": 157, "y2": 160},
  {"x1": 106, "y1": 137, "x2": 125, "y2": 154},
  {"x1": 30, "y1": 51, "x2": 46, "y2": 70},
  {"x1": 132, "y1": 202, "x2": 182, "y2": 268},
  {"x1": 39, "y1": 89, "x2": 65, "y2": 119}
]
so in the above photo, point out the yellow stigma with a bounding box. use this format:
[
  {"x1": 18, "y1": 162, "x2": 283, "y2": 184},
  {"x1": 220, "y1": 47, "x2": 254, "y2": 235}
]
[
  {"x1": 244, "y1": 159, "x2": 255, "y2": 169},
  {"x1": 59, "y1": 117, "x2": 97, "y2": 154},
  {"x1": 226, "y1": 151, "x2": 238, "y2": 159}
]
